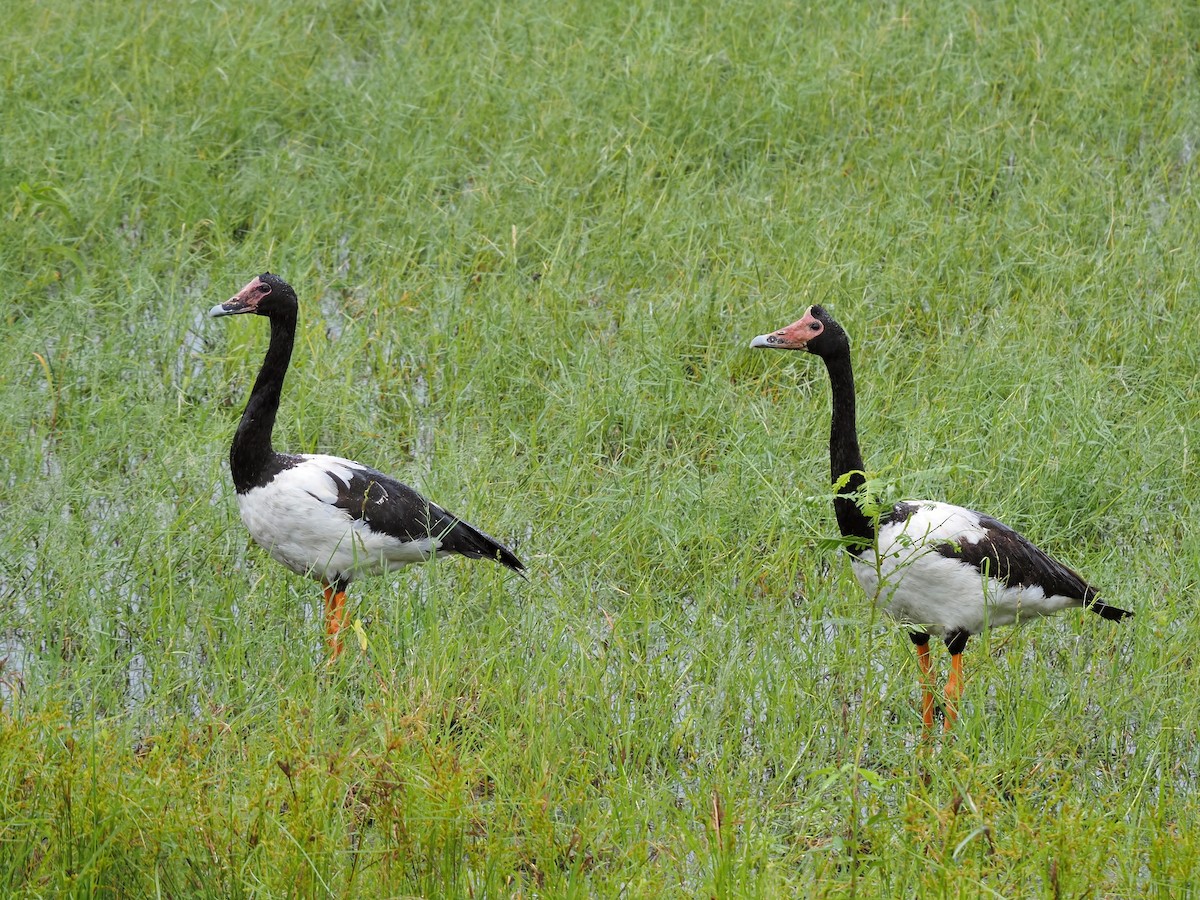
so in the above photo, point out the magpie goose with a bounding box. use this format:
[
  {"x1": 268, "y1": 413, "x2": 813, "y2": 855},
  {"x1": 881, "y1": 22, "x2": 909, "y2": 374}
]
[
  {"x1": 750, "y1": 305, "x2": 1131, "y2": 730},
  {"x1": 211, "y1": 273, "x2": 523, "y2": 658}
]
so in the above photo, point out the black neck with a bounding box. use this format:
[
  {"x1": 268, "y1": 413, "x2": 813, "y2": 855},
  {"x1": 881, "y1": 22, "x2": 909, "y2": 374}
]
[
  {"x1": 230, "y1": 310, "x2": 295, "y2": 493},
  {"x1": 823, "y1": 351, "x2": 874, "y2": 550}
]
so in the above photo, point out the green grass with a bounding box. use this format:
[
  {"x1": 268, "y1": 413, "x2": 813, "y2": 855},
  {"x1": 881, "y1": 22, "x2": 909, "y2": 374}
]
[{"x1": 1, "y1": 0, "x2": 1198, "y2": 894}]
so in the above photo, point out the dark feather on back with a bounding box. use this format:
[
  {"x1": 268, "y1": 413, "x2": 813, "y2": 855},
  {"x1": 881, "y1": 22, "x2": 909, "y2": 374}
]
[{"x1": 328, "y1": 465, "x2": 525, "y2": 574}]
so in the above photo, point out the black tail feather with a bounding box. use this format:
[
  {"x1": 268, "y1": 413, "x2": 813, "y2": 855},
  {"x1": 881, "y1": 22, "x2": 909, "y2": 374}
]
[
  {"x1": 1087, "y1": 598, "x2": 1133, "y2": 622},
  {"x1": 441, "y1": 518, "x2": 525, "y2": 575}
]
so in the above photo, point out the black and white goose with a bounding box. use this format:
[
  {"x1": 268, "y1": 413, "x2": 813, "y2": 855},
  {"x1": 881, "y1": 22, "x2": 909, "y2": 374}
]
[
  {"x1": 211, "y1": 273, "x2": 524, "y2": 657},
  {"x1": 750, "y1": 305, "x2": 1131, "y2": 730}
]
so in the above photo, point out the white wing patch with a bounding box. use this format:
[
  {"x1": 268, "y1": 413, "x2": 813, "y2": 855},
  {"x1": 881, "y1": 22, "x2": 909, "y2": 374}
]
[
  {"x1": 850, "y1": 500, "x2": 1085, "y2": 636},
  {"x1": 235, "y1": 455, "x2": 441, "y2": 584}
]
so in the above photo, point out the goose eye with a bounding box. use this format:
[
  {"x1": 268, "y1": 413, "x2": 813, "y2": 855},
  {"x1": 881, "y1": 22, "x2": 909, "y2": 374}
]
[
  {"x1": 810, "y1": 322, "x2": 821, "y2": 331},
  {"x1": 258, "y1": 283, "x2": 271, "y2": 293}
]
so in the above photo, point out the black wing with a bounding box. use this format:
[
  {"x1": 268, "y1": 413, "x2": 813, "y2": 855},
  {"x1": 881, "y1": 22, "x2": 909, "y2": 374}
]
[
  {"x1": 934, "y1": 512, "x2": 1130, "y2": 619},
  {"x1": 935, "y1": 512, "x2": 1094, "y2": 599},
  {"x1": 327, "y1": 464, "x2": 525, "y2": 574}
]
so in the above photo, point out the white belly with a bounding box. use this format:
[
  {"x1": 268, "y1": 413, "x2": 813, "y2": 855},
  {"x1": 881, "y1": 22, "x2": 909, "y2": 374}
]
[{"x1": 236, "y1": 477, "x2": 438, "y2": 584}]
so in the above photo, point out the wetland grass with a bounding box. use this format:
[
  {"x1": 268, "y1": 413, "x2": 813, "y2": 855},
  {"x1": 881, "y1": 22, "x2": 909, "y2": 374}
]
[{"x1": 1, "y1": 0, "x2": 1197, "y2": 894}]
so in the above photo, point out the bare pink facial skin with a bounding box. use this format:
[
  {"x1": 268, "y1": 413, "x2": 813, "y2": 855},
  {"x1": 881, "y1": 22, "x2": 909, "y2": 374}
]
[
  {"x1": 749, "y1": 306, "x2": 823, "y2": 350},
  {"x1": 210, "y1": 275, "x2": 272, "y2": 317}
]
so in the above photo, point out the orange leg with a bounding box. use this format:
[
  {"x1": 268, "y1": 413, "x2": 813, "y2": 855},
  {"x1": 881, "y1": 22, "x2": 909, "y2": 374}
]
[
  {"x1": 943, "y1": 652, "x2": 964, "y2": 731},
  {"x1": 914, "y1": 640, "x2": 936, "y2": 730},
  {"x1": 323, "y1": 583, "x2": 348, "y2": 660}
]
